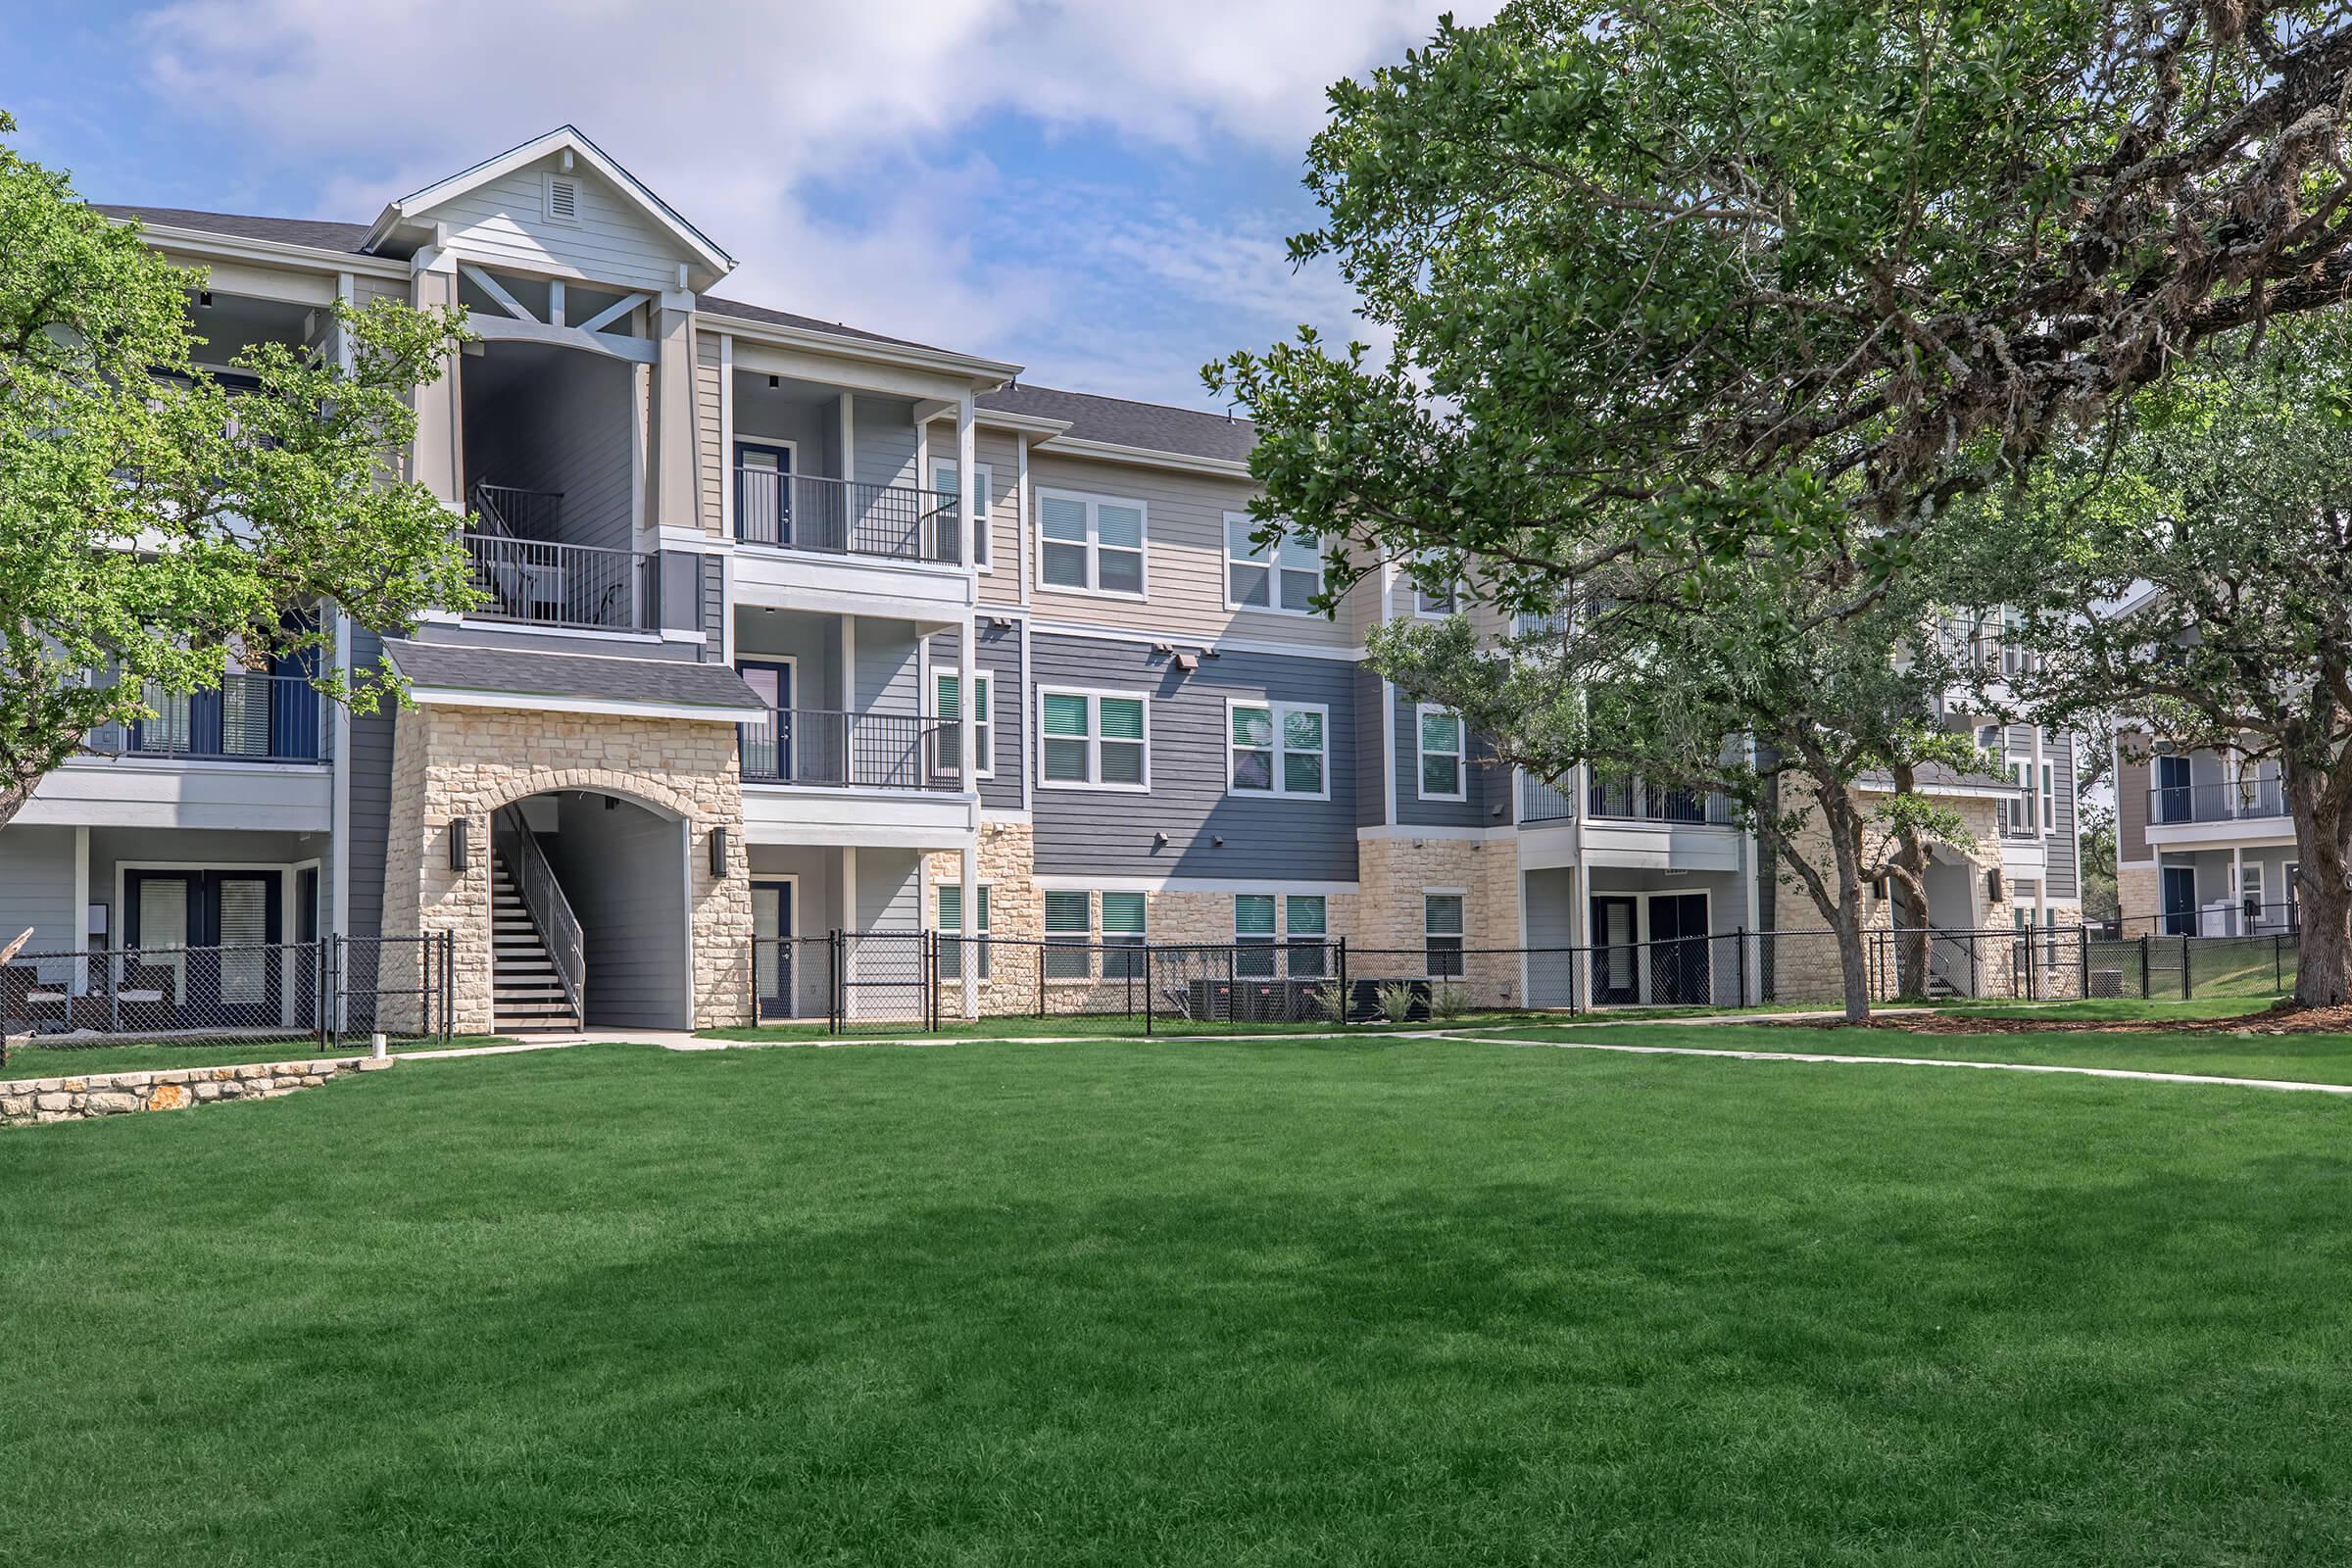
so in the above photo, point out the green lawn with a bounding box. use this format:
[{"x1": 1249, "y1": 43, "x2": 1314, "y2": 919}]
[
  {"x1": 1470, "y1": 1016, "x2": 2352, "y2": 1087},
  {"x1": 0, "y1": 1035, "x2": 510, "y2": 1080},
  {"x1": 698, "y1": 1008, "x2": 1538, "y2": 1041},
  {"x1": 8, "y1": 1039, "x2": 2352, "y2": 1564}
]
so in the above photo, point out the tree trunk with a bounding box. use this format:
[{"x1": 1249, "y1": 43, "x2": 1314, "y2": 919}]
[
  {"x1": 1832, "y1": 887, "x2": 1872, "y2": 1022},
  {"x1": 2287, "y1": 757, "x2": 2352, "y2": 1007}
]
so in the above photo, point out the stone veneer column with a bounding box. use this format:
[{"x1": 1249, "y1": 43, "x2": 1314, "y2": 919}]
[{"x1": 379, "y1": 705, "x2": 753, "y2": 1033}]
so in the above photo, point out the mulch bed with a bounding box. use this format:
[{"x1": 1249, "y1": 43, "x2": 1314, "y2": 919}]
[{"x1": 1791, "y1": 1003, "x2": 2352, "y2": 1037}]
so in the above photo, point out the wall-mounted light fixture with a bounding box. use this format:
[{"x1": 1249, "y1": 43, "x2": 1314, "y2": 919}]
[
  {"x1": 448, "y1": 816, "x2": 469, "y2": 872},
  {"x1": 1153, "y1": 831, "x2": 1170, "y2": 847},
  {"x1": 197, "y1": 290, "x2": 214, "y2": 308},
  {"x1": 768, "y1": 374, "x2": 780, "y2": 389},
  {"x1": 710, "y1": 826, "x2": 730, "y2": 877}
]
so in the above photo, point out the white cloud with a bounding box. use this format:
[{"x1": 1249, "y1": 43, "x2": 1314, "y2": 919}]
[{"x1": 129, "y1": 0, "x2": 1489, "y2": 403}]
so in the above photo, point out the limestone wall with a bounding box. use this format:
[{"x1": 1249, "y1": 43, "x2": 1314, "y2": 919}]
[{"x1": 0, "y1": 1055, "x2": 394, "y2": 1128}]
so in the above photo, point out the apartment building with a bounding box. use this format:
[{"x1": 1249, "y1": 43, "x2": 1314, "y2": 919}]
[
  {"x1": 2114, "y1": 735, "x2": 2295, "y2": 936},
  {"x1": 0, "y1": 126, "x2": 2082, "y2": 1030}
]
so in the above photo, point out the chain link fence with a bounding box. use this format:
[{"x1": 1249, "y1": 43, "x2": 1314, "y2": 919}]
[{"x1": 0, "y1": 935, "x2": 456, "y2": 1054}]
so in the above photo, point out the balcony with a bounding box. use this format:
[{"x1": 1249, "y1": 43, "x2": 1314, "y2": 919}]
[
  {"x1": 2149, "y1": 781, "x2": 2288, "y2": 826},
  {"x1": 1521, "y1": 774, "x2": 1576, "y2": 824},
  {"x1": 1588, "y1": 779, "x2": 1734, "y2": 826},
  {"x1": 741, "y1": 708, "x2": 960, "y2": 793},
  {"x1": 83, "y1": 672, "x2": 326, "y2": 764},
  {"x1": 734, "y1": 468, "x2": 963, "y2": 566},
  {"x1": 463, "y1": 483, "x2": 653, "y2": 632}
]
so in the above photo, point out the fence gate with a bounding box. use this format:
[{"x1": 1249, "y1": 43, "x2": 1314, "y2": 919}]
[
  {"x1": 329, "y1": 933, "x2": 456, "y2": 1047},
  {"x1": 834, "y1": 931, "x2": 937, "y2": 1030}
]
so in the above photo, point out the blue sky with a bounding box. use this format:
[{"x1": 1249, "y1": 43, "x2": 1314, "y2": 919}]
[{"x1": 3, "y1": 0, "x2": 1488, "y2": 409}]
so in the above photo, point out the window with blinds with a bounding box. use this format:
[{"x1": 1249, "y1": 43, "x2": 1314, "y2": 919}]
[
  {"x1": 938, "y1": 883, "x2": 992, "y2": 980},
  {"x1": 1229, "y1": 701, "x2": 1327, "y2": 799},
  {"x1": 1037, "y1": 488, "x2": 1146, "y2": 597},
  {"x1": 934, "y1": 460, "x2": 992, "y2": 567},
  {"x1": 935, "y1": 669, "x2": 993, "y2": 778},
  {"x1": 1044, "y1": 888, "x2": 1092, "y2": 979},
  {"x1": 1040, "y1": 690, "x2": 1148, "y2": 790}
]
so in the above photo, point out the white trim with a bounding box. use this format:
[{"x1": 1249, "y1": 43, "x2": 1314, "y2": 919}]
[
  {"x1": 1038, "y1": 435, "x2": 1251, "y2": 480},
  {"x1": 1415, "y1": 704, "x2": 1466, "y2": 802},
  {"x1": 448, "y1": 619, "x2": 672, "y2": 649},
  {"x1": 934, "y1": 665, "x2": 996, "y2": 779},
  {"x1": 1356, "y1": 823, "x2": 1513, "y2": 844},
  {"x1": 1030, "y1": 873, "x2": 1361, "y2": 896},
  {"x1": 458, "y1": 263, "x2": 536, "y2": 322},
  {"x1": 1223, "y1": 696, "x2": 1331, "y2": 802},
  {"x1": 750, "y1": 873, "x2": 801, "y2": 1018},
  {"x1": 1019, "y1": 613, "x2": 1363, "y2": 663},
  {"x1": 1222, "y1": 512, "x2": 1323, "y2": 616},
  {"x1": 70, "y1": 827, "x2": 89, "y2": 993},
  {"x1": 735, "y1": 653, "x2": 797, "y2": 780},
  {"x1": 1034, "y1": 485, "x2": 1150, "y2": 601},
  {"x1": 1016, "y1": 433, "x2": 1033, "y2": 609},
  {"x1": 933, "y1": 456, "x2": 994, "y2": 573},
  {"x1": 104, "y1": 218, "x2": 410, "y2": 280},
  {"x1": 931, "y1": 876, "x2": 995, "y2": 985},
  {"x1": 404, "y1": 688, "x2": 759, "y2": 723},
  {"x1": 1036, "y1": 684, "x2": 1152, "y2": 794}
]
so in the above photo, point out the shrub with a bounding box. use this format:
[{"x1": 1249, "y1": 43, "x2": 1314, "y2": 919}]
[
  {"x1": 1310, "y1": 979, "x2": 1348, "y2": 1024},
  {"x1": 1375, "y1": 981, "x2": 1419, "y2": 1025},
  {"x1": 1430, "y1": 981, "x2": 1470, "y2": 1021}
]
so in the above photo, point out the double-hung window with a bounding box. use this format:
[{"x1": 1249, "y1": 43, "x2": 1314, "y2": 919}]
[
  {"x1": 2038, "y1": 760, "x2": 2055, "y2": 836},
  {"x1": 1285, "y1": 895, "x2": 1328, "y2": 978},
  {"x1": 1418, "y1": 707, "x2": 1465, "y2": 801},
  {"x1": 1233, "y1": 893, "x2": 1330, "y2": 979},
  {"x1": 1225, "y1": 514, "x2": 1322, "y2": 612},
  {"x1": 1039, "y1": 488, "x2": 1146, "y2": 597},
  {"x1": 1040, "y1": 689, "x2": 1148, "y2": 790},
  {"x1": 1424, "y1": 894, "x2": 1465, "y2": 978},
  {"x1": 934, "y1": 667, "x2": 993, "y2": 778},
  {"x1": 937, "y1": 883, "x2": 991, "y2": 980},
  {"x1": 1236, "y1": 894, "x2": 1280, "y2": 978},
  {"x1": 1044, "y1": 889, "x2": 1092, "y2": 979},
  {"x1": 933, "y1": 459, "x2": 992, "y2": 568},
  {"x1": 1228, "y1": 700, "x2": 1328, "y2": 799},
  {"x1": 1102, "y1": 892, "x2": 1147, "y2": 978}
]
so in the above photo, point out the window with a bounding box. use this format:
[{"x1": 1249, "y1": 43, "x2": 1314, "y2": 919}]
[
  {"x1": 2038, "y1": 760, "x2": 2055, "y2": 835},
  {"x1": 933, "y1": 459, "x2": 992, "y2": 568},
  {"x1": 2239, "y1": 863, "x2": 2265, "y2": 928},
  {"x1": 1039, "y1": 488, "x2": 1146, "y2": 597},
  {"x1": 1232, "y1": 893, "x2": 1331, "y2": 980},
  {"x1": 1040, "y1": 689, "x2": 1149, "y2": 791},
  {"x1": 2287, "y1": 861, "x2": 2302, "y2": 925},
  {"x1": 1236, "y1": 893, "x2": 1279, "y2": 978},
  {"x1": 1286, "y1": 895, "x2": 1329, "y2": 979},
  {"x1": 1102, "y1": 892, "x2": 1147, "y2": 979},
  {"x1": 1225, "y1": 514, "x2": 1322, "y2": 612},
  {"x1": 1415, "y1": 582, "x2": 1457, "y2": 616},
  {"x1": 1418, "y1": 707, "x2": 1465, "y2": 801},
  {"x1": 1228, "y1": 701, "x2": 1328, "y2": 799},
  {"x1": 938, "y1": 883, "x2": 992, "y2": 980},
  {"x1": 1044, "y1": 889, "x2": 1091, "y2": 979},
  {"x1": 934, "y1": 667, "x2": 993, "y2": 779},
  {"x1": 1425, "y1": 893, "x2": 1465, "y2": 977}
]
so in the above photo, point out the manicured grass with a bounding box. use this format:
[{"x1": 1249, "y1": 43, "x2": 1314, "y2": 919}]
[
  {"x1": 1472, "y1": 1018, "x2": 2352, "y2": 1086},
  {"x1": 1929, "y1": 997, "x2": 2287, "y2": 1022},
  {"x1": 0, "y1": 1035, "x2": 510, "y2": 1080},
  {"x1": 8, "y1": 1040, "x2": 2352, "y2": 1564},
  {"x1": 698, "y1": 1008, "x2": 1541, "y2": 1041}
]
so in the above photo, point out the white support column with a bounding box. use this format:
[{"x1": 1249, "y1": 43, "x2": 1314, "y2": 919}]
[
  {"x1": 2231, "y1": 844, "x2": 2245, "y2": 936},
  {"x1": 718, "y1": 334, "x2": 736, "y2": 541},
  {"x1": 957, "y1": 391, "x2": 980, "y2": 1021},
  {"x1": 840, "y1": 614, "x2": 856, "y2": 714},
  {"x1": 70, "y1": 827, "x2": 89, "y2": 995},
  {"x1": 1016, "y1": 432, "x2": 1032, "y2": 607},
  {"x1": 838, "y1": 394, "x2": 856, "y2": 483}
]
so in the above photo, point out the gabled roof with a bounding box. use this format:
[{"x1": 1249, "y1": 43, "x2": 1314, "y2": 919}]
[
  {"x1": 980, "y1": 383, "x2": 1257, "y2": 467},
  {"x1": 363, "y1": 125, "x2": 735, "y2": 286},
  {"x1": 89, "y1": 205, "x2": 373, "y2": 253},
  {"x1": 382, "y1": 638, "x2": 766, "y2": 715}
]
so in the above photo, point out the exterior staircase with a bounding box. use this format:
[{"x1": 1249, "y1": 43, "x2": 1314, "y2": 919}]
[{"x1": 492, "y1": 856, "x2": 580, "y2": 1032}]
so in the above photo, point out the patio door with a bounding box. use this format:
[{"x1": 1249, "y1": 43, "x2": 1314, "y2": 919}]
[
  {"x1": 738, "y1": 662, "x2": 792, "y2": 782},
  {"x1": 124, "y1": 870, "x2": 284, "y2": 1027},
  {"x1": 752, "y1": 880, "x2": 795, "y2": 1019},
  {"x1": 2161, "y1": 866, "x2": 2198, "y2": 937},
  {"x1": 736, "y1": 442, "x2": 792, "y2": 547},
  {"x1": 1590, "y1": 896, "x2": 1640, "y2": 1005},
  {"x1": 2154, "y1": 754, "x2": 2191, "y2": 824},
  {"x1": 1647, "y1": 893, "x2": 1712, "y2": 1005}
]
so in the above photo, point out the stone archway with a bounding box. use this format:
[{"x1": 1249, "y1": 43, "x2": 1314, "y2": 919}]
[{"x1": 379, "y1": 703, "x2": 752, "y2": 1033}]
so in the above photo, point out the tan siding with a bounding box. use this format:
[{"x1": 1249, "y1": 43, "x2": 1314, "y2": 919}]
[
  {"x1": 354, "y1": 274, "x2": 407, "y2": 309},
  {"x1": 695, "y1": 334, "x2": 724, "y2": 536},
  {"x1": 2117, "y1": 738, "x2": 2152, "y2": 863},
  {"x1": 427, "y1": 162, "x2": 689, "y2": 292}
]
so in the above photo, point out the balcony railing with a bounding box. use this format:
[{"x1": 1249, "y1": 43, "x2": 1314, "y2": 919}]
[
  {"x1": 740, "y1": 708, "x2": 961, "y2": 792},
  {"x1": 461, "y1": 531, "x2": 653, "y2": 631},
  {"x1": 1587, "y1": 779, "x2": 1734, "y2": 825},
  {"x1": 1521, "y1": 774, "x2": 1577, "y2": 823},
  {"x1": 734, "y1": 467, "x2": 962, "y2": 564},
  {"x1": 2148, "y1": 780, "x2": 2288, "y2": 826},
  {"x1": 83, "y1": 672, "x2": 327, "y2": 763}
]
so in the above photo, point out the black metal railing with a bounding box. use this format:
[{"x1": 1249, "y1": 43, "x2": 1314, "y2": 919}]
[
  {"x1": 733, "y1": 467, "x2": 962, "y2": 564},
  {"x1": 1520, "y1": 774, "x2": 1576, "y2": 823},
  {"x1": 470, "y1": 481, "x2": 564, "y2": 542},
  {"x1": 1586, "y1": 779, "x2": 1734, "y2": 825},
  {"x1": 460, "y1": 532, "x2": 651, "y2": 631},
  {"x1": 740, "y1": 708, "x2": 960, "y2": 791},
  {"x1": 2147, "y1": 779, "x2": 2288, "y2": 825},
  {"x1": 82, "y1": 672, "x2": 327, "y2": 763}
]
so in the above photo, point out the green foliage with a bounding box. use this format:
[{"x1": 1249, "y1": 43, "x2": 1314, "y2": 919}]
[
  {"x1": 0, "y1": 110, "x2": 473, "y2": 819},
  {"x1": 1429, "y1": 979, "x2": 1470, "y2": 1021},
  {"x1": 1375, "y1": 980, "x2": 1420, "y2": 1025}
]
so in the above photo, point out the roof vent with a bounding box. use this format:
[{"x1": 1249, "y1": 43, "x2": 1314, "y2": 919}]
[{"x1": 545, "y1": 172, "x2": 580, "y2": 226}]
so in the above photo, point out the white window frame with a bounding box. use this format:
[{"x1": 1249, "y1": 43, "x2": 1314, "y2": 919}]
[
  {"x1": 935, "y1": 879, "x2": 993, "y2": 982},
  {"x1": 1225, "y1": 698, "x2": 1331, "y2": 802},
  {"x1": 1035, "y1": 485, "x2": 1149, "y2": 601},
  {"x1": 1424, "y1": 890, "x2": 1467, "y2": 976},
  {"x1": 1416, "y1": 705, "x2": 1466, "y2": 802},
  {"x1": 1231, "y1": 892, "x2": 1332, "y2": 981},
  {"x1": 2038, "y1": 760, "x2": 2055, "y2": 836},
  {"x1": 2287, "y1": 860, "x2": 2302, "y2": 923},
  {"x1": 933, "y1": 665, "x2": 994, "y2": 780},
  {"x1": 934, "y1": 457, "x2": 993, "y2": 571},
  {"x1": 1037, "y1": 685, "x2": 1152, "y2": 793},
  {"x1": 1223, "y1": 512, "x2": 1323, "y2": 615}
]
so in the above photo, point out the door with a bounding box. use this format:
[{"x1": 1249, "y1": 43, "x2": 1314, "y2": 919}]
[
  {"x1": 124, "y1": 870, "x2": 284, "y2": 1027},
  {"x1": 737, "y1": 662, "x2": 792, "y2": 782},
  {"x1": 736, "y1": 443, "x2": 793, "y2": 546},
  {"x1": 1648, "y1": 894, "x2": 1712, "y2": 1005},
  {"x1": 2161, "y1": 866, "x2": 2197, "y2": 937},
  {"x1": 1590, "y1": 896, "x2": 1640, "y2": 1005},
  {"x1": 2155, "y1": 755, "x2": 2192, "y2": 824},
  {"x1": 752, "y1": 881, "x2": 795, "y2": 1019}
]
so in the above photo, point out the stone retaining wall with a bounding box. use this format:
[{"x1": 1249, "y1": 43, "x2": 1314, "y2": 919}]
[{"x1": 0, "y1": 1055, "x2": 396, "y2": 1128}]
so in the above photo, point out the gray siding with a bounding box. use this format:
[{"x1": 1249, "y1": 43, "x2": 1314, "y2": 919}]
[
  {"x1": 1354, "y1": 666, "x2": 1387, "y2": 828},
  {"x1": 346, "y1": 628, "x2": 396, "y2": 941},
  {"x1": 2046, "y1": 727, "x2": 2080, "y2": 901},
  {"x1": 543, "y1": 795, "x2": 688, "y2": 1029},
  {"x1": 926, "y1": 619, "x2": 1024, "y2": 811},
  {"x1": 1393, "y1": 687, "x2": 1504, "y2": 828},
  {"x1": 0, "y1": 825, "x2": 76, "y2": 980},
  {"x1": 411, "y1": 619, "x2": 701, "y2": 662},
  {"x1": 854, "y1": 847, "x2": 922, "y2": 931},
  {"x1": 853, "y1": 618, "x2": 919, "y2": 714},
  {"x1": 1029, "y1": 632, "x2": 1358, "y2": 882},
  {"x1": 852, "y1": 396, "x2": 918, "y2": 491},
  {"x1": 701, "y1": 553, "x2": 724, "y2": 662}
]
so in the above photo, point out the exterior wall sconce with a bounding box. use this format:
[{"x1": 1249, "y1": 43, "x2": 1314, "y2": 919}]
[
  {"x1": 448, "y1": 816, "x2": 469, "y2": 872},
  {"x1": 1985, "y1": 868, "x2": 2006, "y2": 904},
  {"x1": 710, "y1": 826, "x2": 729, "y2": 877}
]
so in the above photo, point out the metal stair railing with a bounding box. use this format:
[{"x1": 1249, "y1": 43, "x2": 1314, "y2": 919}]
[{"x1": 492, "y1": 805, "x2": 584, "y2": 1024}]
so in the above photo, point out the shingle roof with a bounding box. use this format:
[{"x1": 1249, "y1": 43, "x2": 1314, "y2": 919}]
[
  {"x1": 382, "y1": 639, "x2": 766, "y2": 712},
  {"x1": 694, "y1": 293, "x2": 964, "y2": 357},
  {"x1": 89, "y1": 204, "x2": 374, "y2": 252},
  {"x1": 980, "y1": 383, "x2": 1257, "y2": 466}
]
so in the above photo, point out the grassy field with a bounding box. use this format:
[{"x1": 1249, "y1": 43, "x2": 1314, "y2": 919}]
[
  {"x1": 0, "y1": 1035, "x2": 510, "y2": 1079},
  {"x1": 697, "y1": 1008, "x2": 1536, "y2": 1041},
  {"x1": 8, "y1": 1038, "x2": 2352, "y2": 1565}
]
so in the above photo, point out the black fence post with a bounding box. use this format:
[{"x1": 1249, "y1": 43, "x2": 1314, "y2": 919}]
[
  {"x1": 2278, "y1": 933, "x2": 2285, "y2": 995},
  {"x1": 1736, "y1": 925, "x2": 1748, "y2": 1009},
  {"x1": 1144, "y1": 943, "x2": 1153, "y2": 1037},
  {"x1": 1036, "y1": 942, "x2": 1046, "y2": 1021},
  {"x1": 2181, "y1": 934, "x2": 2192, "y2": 1002},
  {"x1": 2078, "y1": 921, "x2": 2090, "y2": 1001},
  {"x1": 828, "y1": 930, "x2": 842, "y2": 1035}
]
